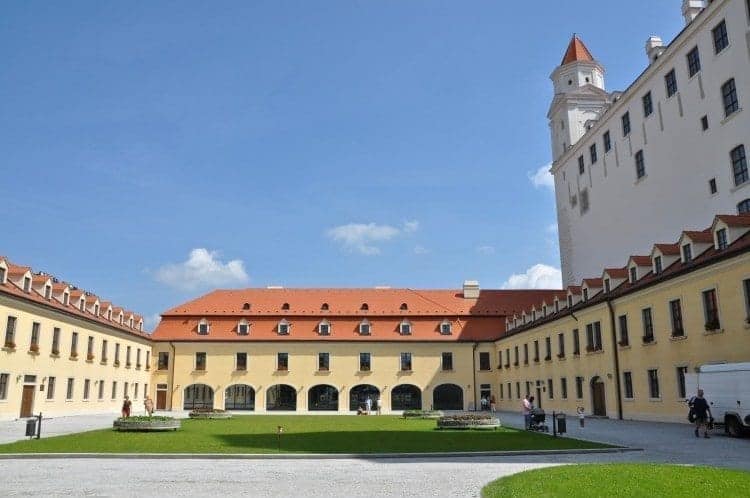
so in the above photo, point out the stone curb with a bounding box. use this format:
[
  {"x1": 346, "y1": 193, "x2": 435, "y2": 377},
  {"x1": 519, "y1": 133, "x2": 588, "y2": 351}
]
[{"x1": 0, "y1": 447, "x2": 641, "y2": 460}]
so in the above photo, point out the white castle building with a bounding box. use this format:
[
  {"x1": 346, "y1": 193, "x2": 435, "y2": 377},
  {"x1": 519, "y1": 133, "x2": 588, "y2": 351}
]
[{"x1": 550, "y1": 0, "x2": 750, "y2": 285}]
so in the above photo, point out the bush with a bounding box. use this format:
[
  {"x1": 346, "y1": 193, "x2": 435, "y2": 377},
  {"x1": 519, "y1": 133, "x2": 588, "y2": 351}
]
[
  {"x1": 403, "y1": 410, "x2": 443, "y2": 419},
  {"x1": 437, "y1": 414, "x2": 501, "y2": 430}
]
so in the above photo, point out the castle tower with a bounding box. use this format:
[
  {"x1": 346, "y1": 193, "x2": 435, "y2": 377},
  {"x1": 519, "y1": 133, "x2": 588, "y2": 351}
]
[{"x1": 547, "y1": 36, "x2": 610, "y2": 163}]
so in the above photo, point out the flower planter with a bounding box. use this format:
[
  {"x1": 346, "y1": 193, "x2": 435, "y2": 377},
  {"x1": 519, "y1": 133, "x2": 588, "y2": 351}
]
[
  {"x1": 437, "y1": 415, "x2": 501, "y2": 430},
  {"x1": 403, "y1": 410, "x2": 444, "y2": 420},
  {"x1": 113, "y1": 417, "x2": 180, "y2": 432},
  {"x1": 188, "y1": 409, "x2": 233, "y2": 419}
]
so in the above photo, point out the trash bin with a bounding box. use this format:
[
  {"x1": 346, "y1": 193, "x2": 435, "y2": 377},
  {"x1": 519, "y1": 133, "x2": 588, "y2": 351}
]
[
  {"x1": 25, "y1": 418, "x2": 37, "y2": 437},
  {"x1": 555, "y1": 413, "x2": 567, "y2": 434}
]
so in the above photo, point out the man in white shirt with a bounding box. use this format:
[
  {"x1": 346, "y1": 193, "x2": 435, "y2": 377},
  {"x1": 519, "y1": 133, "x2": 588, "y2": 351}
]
[{"x1": 522, "y1": 395, "x2": 532, "y2": 429}]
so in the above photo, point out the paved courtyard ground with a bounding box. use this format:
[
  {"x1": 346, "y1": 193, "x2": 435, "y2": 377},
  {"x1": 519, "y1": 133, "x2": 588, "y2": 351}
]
[{"x1": 0, "y1": 410, "x2": 748, "y2": 497}]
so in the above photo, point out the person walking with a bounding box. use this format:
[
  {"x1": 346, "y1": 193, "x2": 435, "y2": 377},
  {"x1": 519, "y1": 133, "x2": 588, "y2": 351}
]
[
  {"x1": 490, "y1": 394, "x2": 497, "y2": 413},
  {"x1": 121, "y1": 395, "x2": 132, "y2": 418},
  {"x1": 376, "y1": 396, "x2": 382, "y2": 415},
  {"x1": 522, "y1": 395, "x2": 532, "y2": 429},
  {"x1": 144, "y1": 395, "x2": 154, "y2": 417},
  {"x1": 690, "y1": 389, "x2": 713, "y2": 438},
  {"x1": 365, "y1": 396, "x2": 372, "y2": 415}
]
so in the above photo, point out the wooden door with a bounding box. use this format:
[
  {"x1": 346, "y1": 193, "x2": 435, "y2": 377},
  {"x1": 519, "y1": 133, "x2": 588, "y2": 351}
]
[
  {"x1": 156, "y1": 390, "x2": 167, "y2": 410},
  {"x1": 592, "y1": 382, "x2": 606, "y2": 416},
  {"x1": 20, "y1": 385, "x2": 35, "y2": 418}
]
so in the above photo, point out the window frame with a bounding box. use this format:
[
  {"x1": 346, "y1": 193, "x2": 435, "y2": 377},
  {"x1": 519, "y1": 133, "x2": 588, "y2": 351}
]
[
  {"x1": 195, "y1": 352, "x2": 207, "y2": 371},
  {"x1": 635, "y1": 150, "x2": 646, "y2": 179},
  {"x1": 359, "y1": 352, "x2": 371, "y2": 372},
  {"x1": 642, "y1": 308, "x2": 654, "y2": 343},
  {"x1": 669, "y1": 299, "x2": 684, "y2": 337},
  {"x1": 235, "y1": 352, "x2": 248, "y2": 371},
  {"x1": 603, "y1": 130, "x2": 611, "y2": 152},
  {"x1": 590, "y1": 143, "x2": 598, "y2": 164},
  {"x1": 665, "y1": 69, "x2": 678, "y2": 98},
  {"x1": 686, "y1": 46, "x2": 701, "y2": 77},
  {"x1": 621, "y1": 111, "x2": 631, "y2": 137},
  {"x1": 318, "y1": 352, "x2": 330, "y2": 371},
  {"x1": 400, "y1": 352, "x2": 412, "y2": 372},
  {"x1": 702, "y1": 288, "x2": 721, "y2": 330},
  {"x1": 642, "y1": 91, "x2": 653, "y2": 117},
  {"x1": 618, "y1": 314, "x2": 629, "y2": 346},
  {"x1": 623, "y1": 371, "x2": 634, "y2": 399},
  {"x1": 647, "y1": 369, "x2": 660, "y2": 399},
  {"x1": 712, "y1": 19, "x2": 729, "y2": 54},
  {"x1": 441, "y1": 352, "x2": 453, "y2": 371},
  {"x1": 722, "y1": 78, "x2": 739, "y2": 118}
]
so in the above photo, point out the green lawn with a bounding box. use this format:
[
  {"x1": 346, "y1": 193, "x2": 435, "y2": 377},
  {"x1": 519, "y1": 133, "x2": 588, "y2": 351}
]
[
  {"x1": 0, "y1": 415, "x2": 609, "y2": 454},
  {"x1": 482, "y1": 464, "x2": 750, "y2": 498}
]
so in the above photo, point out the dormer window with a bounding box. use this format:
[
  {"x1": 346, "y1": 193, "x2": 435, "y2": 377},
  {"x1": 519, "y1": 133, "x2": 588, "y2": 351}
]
[
  {"x1": 399, "y1": 303, "x2": 408, "y2": 311},
  {"x1": 360, "y1": 303, "x2": 369, "y2": 311},
  {"x1": 237, "y1": 320, "x2": 249, "y2": 335},
  {"x1": 44, "y1": 285, "x2": 51, "y2": 299},
  {"x1": 63, "y1": 292, "x2": 70, "y2": 306},
  {"x1": 629, "y1": 267, "x2": 637, "y2": 283},
  {"x1": 281, "y1": 302, "x2": 290, "y2": 311},
  {"x1": 654, "y1": 256, "x2": 663, "y2": 274},
  {"x1": 604, "y1": 279, "x2": 611, "y2": 293},
  {"x1": 567, "y1": 295, "x2": 573, "y2": 308},
  {"x1": 359, "y1": 319, "x2": 371, "y2": 335},
  {"x1": 318, "y1": 320, "x2": 330, "y2": 336},
  {"x1": 242, "y1": 302, "x2": 251, "y2": 310},
  {"x1": 582, "y1": 289, "x2": 589, "y2": 301},
  {"x1": 198, "y1": 319, "x2": 210, "y2": 335},
  {"x1": 399, "y1": 320, "x2": 412, "y2": 335},
  {"x1": 321, "y1": 303, "x2": 329, "y2": 311},
  {"x1": 277, "y1": 319, "x2": 290, "y2": 335},
  {"x1": 0, "y1": 266, "x2": 6, "y2": 284},
  {"x1": 23, "y1": 277, "x2": 31, "y2": 292},
  {"x1": 118, "y1": 314, "x2": 123, "y2": 325},
  {"x1": 107, "y1": 309, "x2": 112, "y2": 320},
  {"x1": 129, "y1": 317, "x2": 134, "y2": 328},
  {"x1": 716, "y1": 228, "x2": 728, "y2": 250},
  {"x1": 542, "y1": 305, "x2": 547, "y2": 315},
  {"x1": 94, "y1": 304, "x2": 100, "y2": 315},
  {"x1": 554, "y1": 300, "x2": 559, "y2": 313},
  {"x1": 79, "y1": 299, "x2": 85, "y2": 311},
  {"x1": 532, "y1": 310, "x2": 537, "y2": 320},
  {"x1": 682, "y1": 244, "x2": 692, "y2": 263}
]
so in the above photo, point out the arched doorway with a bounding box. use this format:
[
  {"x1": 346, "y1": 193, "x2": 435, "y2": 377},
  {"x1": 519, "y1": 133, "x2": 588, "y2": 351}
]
[
  {"x1": 266, "y1": 384, "x2": 296, "y2": 411},
  {"x1": 591, "y1": 376, "x2": 606, "y2": 416},
  {"x1": 349, "y1": 384, "x2": 379, "y2": 411},
  {"x1": 432, "y1": 383, "x2": 463, "y2": 410},
  {"x1": 225, "y1": 384, "x2": 255, "y2": 410},
  {"x1": 391, "y1": 384, "x2": 422, "y2": 411},
  {"x1": 183, "y1": 384, "x2": 214, "y2": 410},
  {"x1": 308, "y1": 384, "x2": 339, "y2": 411}
]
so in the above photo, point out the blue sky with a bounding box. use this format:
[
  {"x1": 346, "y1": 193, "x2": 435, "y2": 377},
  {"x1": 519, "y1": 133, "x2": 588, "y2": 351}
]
[{"x1": 0, "y1": 1, "x2": 684, "y2": 328}]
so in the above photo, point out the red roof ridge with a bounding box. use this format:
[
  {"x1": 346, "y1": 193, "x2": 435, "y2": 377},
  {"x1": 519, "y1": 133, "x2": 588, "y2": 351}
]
[
  {"x1": 716, "y1": 214, "x2": 750, "y2": 227},
  {"x1": 561, "y1": 35, "x2": 595, "y2": 66},
  {"x1": 654, "y1": 243, "x2": 680, "y2": 255}
]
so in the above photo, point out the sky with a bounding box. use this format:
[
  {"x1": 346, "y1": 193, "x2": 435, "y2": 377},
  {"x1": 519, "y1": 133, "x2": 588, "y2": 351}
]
[{"x1": 0, "y1": 0, "x2": 685, "y2": 329}]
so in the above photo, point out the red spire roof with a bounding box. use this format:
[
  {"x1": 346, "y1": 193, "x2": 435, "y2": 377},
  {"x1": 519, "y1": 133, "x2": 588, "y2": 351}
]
[{"x1": 561, "y1": 35, "x2": 595, "y2": 66}]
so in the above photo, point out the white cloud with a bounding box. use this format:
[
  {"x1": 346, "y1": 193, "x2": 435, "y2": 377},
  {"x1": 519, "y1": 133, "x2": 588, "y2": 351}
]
[
  {"x1": 528, "y1": 163, "x2": 554, "y2": 191},
  {"x1": 476, "y1": 245, "x2": 495, "y2": 255},
  {"x1": 413, "y1": 245, "x2": 429, "y2": 255},
  {"x1": 501, "y1": 264, "x2": 562, "y2": 290},
  {"x1": 327, "y1": 220, "x2": 419, "y2": 255},
  {"x1": 154, "y1": 248, "x2": 249, "y2": 291}
]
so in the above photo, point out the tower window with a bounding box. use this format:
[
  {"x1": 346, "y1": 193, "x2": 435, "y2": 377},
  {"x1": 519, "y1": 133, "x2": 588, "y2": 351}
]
[
  {"x1": 686, "y1": 46, "x2": 701, "y2": 77},
  {"x1": 621, "y1": 112, "x2": 631, "y2": 137},
  {"x1": 712, "y1": 20, "x2": 729, "y2": 54},
  {"x1": 665, "y1": 69, "x2": 678, "y2": 98},
  {"x1": 722, "y1": 78, "x2": 739, "y2": 117},
  {"x1": 732, "y1": 145, "x2": 748, "y2": 186}
]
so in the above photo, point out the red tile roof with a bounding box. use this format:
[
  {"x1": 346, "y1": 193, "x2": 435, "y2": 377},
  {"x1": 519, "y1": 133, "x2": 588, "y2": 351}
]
[
  {"x1": 716, "y1": 214, "x2": 750, "y2": 227},
  {"x1": 682, "y1": 230, "x2": 713, "y2": 243},
  {"x1": 582, "y1": 278, "x2": 602, "y2": 287},
  {"x1": 561, "y1": 35, "x2": 595, "y2": 65},
  {"x1": 654, "y1": 243, "x2": 680, "y2": 255},
  {"x1": 603, "y1": 268, "x2": 628, "y2": 279},
  {"x1": 567, "y1": 286, "x2": 582, "y2": 295},
  {"x1": 629, "y1": 255, "x2": 652, "y2": 266}
]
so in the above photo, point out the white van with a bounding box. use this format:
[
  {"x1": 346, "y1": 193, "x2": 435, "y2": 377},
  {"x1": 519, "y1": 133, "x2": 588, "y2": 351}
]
[{"x1": 685, "y1": 362, "x2": 750, "y2": 437}]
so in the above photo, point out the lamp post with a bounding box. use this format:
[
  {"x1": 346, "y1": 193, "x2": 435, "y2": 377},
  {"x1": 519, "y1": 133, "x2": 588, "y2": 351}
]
[{"x1": 277, "y1": 425, "x2": 284, "y2": 452}]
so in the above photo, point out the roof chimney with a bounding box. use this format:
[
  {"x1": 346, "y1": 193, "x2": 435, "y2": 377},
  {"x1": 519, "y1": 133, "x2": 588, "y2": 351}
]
[
  {"x1": 645, "y1": 36, "x2": 666, "y2": 64},
  {"x1": 462, "y1": 280, "x2": 480, "y2": 299},
  {"x1": 682, "y1": 0, "x2": 707, "y2": 25}
]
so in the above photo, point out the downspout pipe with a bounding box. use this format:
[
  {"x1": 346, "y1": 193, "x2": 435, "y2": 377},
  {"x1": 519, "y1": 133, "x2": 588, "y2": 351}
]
[
  {"x1": 472, "y1": 342, "x2": 478, "y2": 411},
  {"x1": 606, "y1": 300, "x2": 624, "y2": 420},
  {"x1": 168, "y1": 341, "x2": 176, "y2": 411}
]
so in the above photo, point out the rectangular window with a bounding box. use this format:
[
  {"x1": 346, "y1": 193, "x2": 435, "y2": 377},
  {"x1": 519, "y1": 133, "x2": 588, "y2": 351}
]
[
  {"x1": 712, "y1": 19, "x2": 729, "y2": 54},
  {"x1": 83, "y1": 379, "x2": 90, "y2": 400},
  {"x1": 573, "y1": 329, "x2": 580, "y2": 355},
  {"x1": 670, "y1": 299, "x2": 684, "y2": 336},
  {"x1": 676, "y1": 366, "x2": 688, "y2": 399},
  {"x1": 442, "y1": 352, "x2": 453, "y2": 371},
  {"x1": 236, "y1": 352, "x2": 247, "y2": 371},
  {"x1": 635, "y1": 150, "x2": 646, "y2": 179},
  {"x1": 603, "y1": 130, "x2": 611, "y2": 152},
  {"x1": 359, "y1": 353, "x2": 371, "y2": 372},
  {"x1": 578, "y1": 155, "x2": 585, "y2": 174},
  {"x1": 52, "y1": 327, "x2": 60, "y2": 354},
  {"x1": 654, "y1": 256, "x2": 662, "y2": 274},
  {"x1": 505, "y1": 349, "x2": 510, "y2": 368},
  {"x1": 198, "y1": 322, "x2": 209, "y2": 335},
  {"x1": 513, "y1": 346, "x2": 519, "y2": 366},
  {"x1": 87, "y1": 336, "x2": 94, "y2": 358},
  {"x1": 515, "y1": 382, "x2": 520, "y2": 399},
  {"x1": 722, "y1": 78, "x2": 739, "y2": 117},
  {"x1": 642, "y1": 91, "x2": 653, "y2": 116},
  {"x1": 114, "y1": 343, "x2": 120, "y2": 364},
  {"x1": 561, "y1": 377, "x2": 568, "y2": 399},
  {"x1": 479, "y1": 352, "x2": 490, "y2": 370},
  {"x1": 66, "y1": 378, "x2": 74, "y2": 400},
  {"x1": 642, "y1": 308, "x2": 654, "y2": 342},
  {"x1": 717, "y1": 228, "x2": 728, "y2": 250},
  {"x1": 648, "y1": 369, "x2": 660, "y2": 398},
  {"x1": 277, "y1": 352, "x2": 288, "y2": 371},
  {"x1": 30, "y1": 322, "x2": 40, "y2": 350},
  {"x1": 533, "y1": 340, "x2": 540, "y2": 362},
  {"x1": 318, "y1": 322, "x2": 330, "y2": 335},
  {"x1": 575, "y1": 376, "x2": 584, "y2": 399},
  {"x1": 111, "y1": 381, "x2": 117, "y2": 400},
  {"x1": 134, "y1": 383, "x2": 139, "y2": 399},
  {"x1": 547, "y1": 379, "x2": 554, "y2": 399},
  {"x1": 523, "y1": 343, "x2": 529, "y2": 364},
  {"x1": 630, "y1": 266, "x2": 637, "y2": 283},
  {"x1": 126, "y1": 346, "x2": 132, "y2": 366},
  {"x1": 238, "y1": 322, "x2": 249, "y2": 335},
  {"x1": 702, "y1": 289, "x2": 720, "y2": 329},
  {"x1": 4, "y1": 316, "x2": 17, "y2": 347},
  {"x1": 145, "y1": 351, "x2": 150, "y2": 370},
  {"x1": 743, "y1": 279, "x2": 750, "y2": 319},
  {"x1": 101, "y1": 340, "x2": 108, "y2": 362},
  {"x1": 0, "y1": 373, "x2": 9, "y2": 400},
  {"x1": 590, "y1": 143, "x2": 598, "y2": 164},
  {"x1": 70, "y1": 332, "x2": 78, "y2": 357},
  {"x1": 136, "y1": 349, "x2": 142, "y2": 368},
  {"x1": 544, "y1": 337, "x2": 551, "y2": 360},
  {"x1": 558, "y1": 332, "x2": 565, "y2": 357},
  {"x1": 580, "y1": 189, "x2": 589, "y2": 213},
  {"x1": 686, "y1": 46, "x2": 701, "y2": 77},
  {"x1": 124, "y1": 382, "x2": 129, "y2": 398},
  {"x1": 46, "y1": 376, "x2": 56, "y2": 400},
  {"x1": 400, "y1": 352, "x2": 412, "y2": 372},
  {"x1": 98, "y1": 379, "x2": 104, "y2": 400},
  {"x1": 623, "y1": 372, "x2": 633, "y2": 399},
  {"x1": 709, "y1": 178, "x2": 718, "y2": 194},
  {"x1": 157, "y1": 352, "x2": 169, "y2": 370},
  {"x1": 500, "y1": 384, "x2": 504, "y2": 399},
  {"x1": 318, "y1": 352, "x2": 329, "y2": 371},
  {"x1": 621, "y1": 112, "x2": 631, "y2": 136},
  {"x1": 682, "y1": 244, "x2": 692, "y2": 263},
  {"x1": 665, "y1": 69, "x2": 678, "y2": 97},
  {"x1": 701, "y1": 115, "x2": 709, "y2": 131},
  {"x1": 195, "y1": 352, "x2": 207, "y2": 371},
  {"x1": 604, "y1": 278, "x2": 611, "y2": 293},
  {"x1": 618, "y1": 315, "x2": 629, "y2": 346}
]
